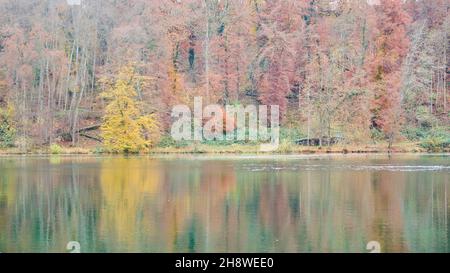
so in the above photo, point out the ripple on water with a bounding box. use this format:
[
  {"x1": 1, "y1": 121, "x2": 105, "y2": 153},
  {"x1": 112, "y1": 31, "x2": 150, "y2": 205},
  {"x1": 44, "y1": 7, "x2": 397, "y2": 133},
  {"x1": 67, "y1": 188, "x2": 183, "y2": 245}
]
[{"x1": 243, "y1": 164, "x2": 450, "y2": 172}]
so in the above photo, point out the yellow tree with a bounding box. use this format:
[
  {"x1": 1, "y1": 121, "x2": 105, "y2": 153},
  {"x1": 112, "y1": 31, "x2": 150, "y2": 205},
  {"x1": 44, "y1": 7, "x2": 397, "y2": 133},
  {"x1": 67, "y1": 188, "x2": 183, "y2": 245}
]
[{"x1": 101, "y1": 66, "x2": 160, "y2": 153}]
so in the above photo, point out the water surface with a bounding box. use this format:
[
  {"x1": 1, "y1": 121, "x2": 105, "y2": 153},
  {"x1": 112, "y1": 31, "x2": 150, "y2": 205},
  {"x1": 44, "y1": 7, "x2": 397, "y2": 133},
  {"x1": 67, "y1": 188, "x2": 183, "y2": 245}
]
[{"x1": 0, "y1": 154, "x2": 448, "y2": 253}]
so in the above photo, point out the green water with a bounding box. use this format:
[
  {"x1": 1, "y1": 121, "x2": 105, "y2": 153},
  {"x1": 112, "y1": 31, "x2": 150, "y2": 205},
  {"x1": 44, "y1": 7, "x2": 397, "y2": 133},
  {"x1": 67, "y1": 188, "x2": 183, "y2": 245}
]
[{"x1": 0, "y1": 154, "x2": 448, "y2": 253}]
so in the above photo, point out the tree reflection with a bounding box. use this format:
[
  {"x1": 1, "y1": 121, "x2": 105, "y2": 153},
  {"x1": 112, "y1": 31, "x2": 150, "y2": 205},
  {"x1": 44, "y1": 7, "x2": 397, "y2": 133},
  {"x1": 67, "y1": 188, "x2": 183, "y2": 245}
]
[{"x1": 0, "y1": 156, "x2": 448, "y2": 252}]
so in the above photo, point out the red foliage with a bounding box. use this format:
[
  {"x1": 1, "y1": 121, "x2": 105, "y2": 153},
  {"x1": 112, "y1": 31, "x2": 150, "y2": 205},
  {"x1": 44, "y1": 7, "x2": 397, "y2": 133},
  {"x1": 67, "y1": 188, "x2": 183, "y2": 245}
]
[{"x1": 368, "y1": 0, "x2": 411, "y2": 134}]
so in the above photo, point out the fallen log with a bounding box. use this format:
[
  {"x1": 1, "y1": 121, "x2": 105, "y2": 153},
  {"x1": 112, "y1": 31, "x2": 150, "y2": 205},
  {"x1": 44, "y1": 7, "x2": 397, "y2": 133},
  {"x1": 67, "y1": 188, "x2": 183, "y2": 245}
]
[
  {"x1": 76, "y1": 124, "x2": 101, "y2": 133},
  {"x1": 79, "y1": 133, "x2": 102, "y2": 142},
  {"x1": 58, "y1": 124, "x2": 102, "y2": 142}
]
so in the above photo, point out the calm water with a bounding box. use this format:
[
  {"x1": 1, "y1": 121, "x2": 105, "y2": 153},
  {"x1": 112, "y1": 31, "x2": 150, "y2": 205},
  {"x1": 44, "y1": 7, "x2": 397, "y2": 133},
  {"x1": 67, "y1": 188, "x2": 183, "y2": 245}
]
[{"x1": 0, "y1": 154, "x2": 448, "y2": 253}]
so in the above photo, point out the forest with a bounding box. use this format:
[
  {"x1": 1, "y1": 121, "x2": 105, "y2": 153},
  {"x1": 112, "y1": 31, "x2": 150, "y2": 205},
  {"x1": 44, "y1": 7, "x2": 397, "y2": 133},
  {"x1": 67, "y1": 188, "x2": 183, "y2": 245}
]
[{"x1": 0, "y1": 0, "x2": 448, "y2": 153}]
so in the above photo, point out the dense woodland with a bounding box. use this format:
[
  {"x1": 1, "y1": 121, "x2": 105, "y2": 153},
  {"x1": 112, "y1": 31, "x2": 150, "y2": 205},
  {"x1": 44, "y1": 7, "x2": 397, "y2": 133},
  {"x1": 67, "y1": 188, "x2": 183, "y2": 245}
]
[{"x1": 0, "y1": 0, "x2": 448, "y2": 152}]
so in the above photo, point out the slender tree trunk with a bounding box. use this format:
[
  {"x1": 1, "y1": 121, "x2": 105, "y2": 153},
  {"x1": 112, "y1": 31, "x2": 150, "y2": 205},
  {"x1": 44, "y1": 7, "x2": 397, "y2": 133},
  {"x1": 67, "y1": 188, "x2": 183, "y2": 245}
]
[{"x1": 204, "y1": 0, "x2": 210, "y2": 103}]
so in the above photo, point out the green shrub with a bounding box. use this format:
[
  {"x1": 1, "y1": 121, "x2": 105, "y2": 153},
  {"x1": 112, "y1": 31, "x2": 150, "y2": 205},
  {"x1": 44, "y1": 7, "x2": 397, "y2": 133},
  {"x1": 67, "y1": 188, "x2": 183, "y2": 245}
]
[
  {"x1": 370, "y1": 128, "x2": 385, "y2": 141},
  {"x1": 402, "y1": 127, "x2": 427, "y2": 141},
  {"x1": 157, "y1": 135, "x2": 190, "y2": 148},
  {"x1": 0, "y1": 122, "x2": 15, "y2": 148},
  {"x1": 93, "y1": 146, "x2": 106, "y2": 154},
  {"x1": 50, "y1": 143, "x2": 63, "y2": 154},
  {"x1": 277, "y1": 140, "x2": 294, "y2": 153},
  {"x1": 0, "y1": 106, "x2": 16, "y2": 148},
  {"x1": 419, "y1": 130, "x2": 450, "y2": 152},
  {"x1": 280, "y1": 127, "x2": 304, "y2": 143}
]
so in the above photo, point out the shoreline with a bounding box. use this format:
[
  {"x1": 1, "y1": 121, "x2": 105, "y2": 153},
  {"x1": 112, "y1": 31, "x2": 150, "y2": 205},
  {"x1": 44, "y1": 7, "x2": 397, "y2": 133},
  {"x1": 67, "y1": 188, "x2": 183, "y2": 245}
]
[{"x1": 0, "y1": 142, "x2": 448, "y2": 156}]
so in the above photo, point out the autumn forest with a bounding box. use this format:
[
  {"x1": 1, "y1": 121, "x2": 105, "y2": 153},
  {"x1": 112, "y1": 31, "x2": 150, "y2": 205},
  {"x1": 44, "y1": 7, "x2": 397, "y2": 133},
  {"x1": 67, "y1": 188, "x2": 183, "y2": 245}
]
[{"x1": 0, "y1": 0, "x2": 448, "y2": 153}]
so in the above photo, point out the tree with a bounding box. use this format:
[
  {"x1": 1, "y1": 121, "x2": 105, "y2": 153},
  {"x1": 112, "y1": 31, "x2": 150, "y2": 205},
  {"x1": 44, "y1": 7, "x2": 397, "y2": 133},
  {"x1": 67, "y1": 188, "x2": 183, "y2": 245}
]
[
  {"x1": 256, "y1": 0, "x2": 302, "y2": 119},
  {"x1": 402, "y1": 0, "x2": 448, "y2": 131},
  {"x1": 101, "y1": 66, "x2": 160, "y2": 153},
  {"x1": 367, "y1": 0, "x2": 411, "y2": 146},
  {"x1": 300, "y1": 0, "x2": 372, "y2": 145}
]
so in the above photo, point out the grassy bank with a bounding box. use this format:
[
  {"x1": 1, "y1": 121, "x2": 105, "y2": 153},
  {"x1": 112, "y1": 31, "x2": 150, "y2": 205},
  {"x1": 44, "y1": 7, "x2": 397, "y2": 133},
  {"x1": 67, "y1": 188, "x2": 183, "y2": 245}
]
[
  {"x1": 1, "y1": 141, "x2": 447, "y2": 155},
  {"x1": 150, "y1": 142, "x2": 434, "y2": 154}
]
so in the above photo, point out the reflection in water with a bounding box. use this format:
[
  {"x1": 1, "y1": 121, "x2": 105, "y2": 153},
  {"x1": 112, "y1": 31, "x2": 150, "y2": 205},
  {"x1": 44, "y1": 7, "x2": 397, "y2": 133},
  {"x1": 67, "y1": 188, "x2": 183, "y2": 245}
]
[{"x1": 0, "y1": 155, "x2": 448, "y2": 253}]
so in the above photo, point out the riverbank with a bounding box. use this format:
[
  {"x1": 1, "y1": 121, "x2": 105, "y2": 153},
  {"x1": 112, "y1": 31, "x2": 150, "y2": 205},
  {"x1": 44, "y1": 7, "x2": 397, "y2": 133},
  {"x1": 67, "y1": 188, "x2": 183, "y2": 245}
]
[{"x1": 0, "y1": 141, "x2": 447, "y2": 155}]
